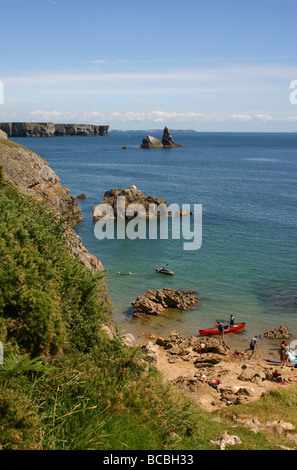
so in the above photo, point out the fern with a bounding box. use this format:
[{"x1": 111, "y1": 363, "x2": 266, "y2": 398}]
[{"x1": 0, "y1": 353, "x2": 54, "y2": 380}]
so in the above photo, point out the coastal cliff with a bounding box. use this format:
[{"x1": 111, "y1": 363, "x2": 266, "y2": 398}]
[
  {"x1": 0, "y1": 122, "x2": 109, "y2": 137},
  {"x1": 0, "y1": 135, "x2": 114, "y2": 329},
  {"x1": 0, "y1": 137, "x2": 83, "y2": 227}
]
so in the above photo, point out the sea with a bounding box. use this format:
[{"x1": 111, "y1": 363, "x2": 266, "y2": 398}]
[{"x1": 12, "y1": 131, "x2": 297, "y2": 359}]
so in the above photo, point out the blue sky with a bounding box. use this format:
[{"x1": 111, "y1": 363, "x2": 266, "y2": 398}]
[{"x1": 0, "y1": 0, "x2": 297, "y2": 131}]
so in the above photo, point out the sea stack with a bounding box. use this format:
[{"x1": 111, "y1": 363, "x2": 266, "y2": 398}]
[
  {"x1": 162, "y1": 126, "x2": 182, "y2": 148},
  {"x1": 140, "y1": 126, "x2": 182, "y2": 149}
]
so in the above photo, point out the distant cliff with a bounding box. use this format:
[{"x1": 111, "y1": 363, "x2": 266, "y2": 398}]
[{"x1": 0, "y1": 122, "x2": 109, "y2": 137}]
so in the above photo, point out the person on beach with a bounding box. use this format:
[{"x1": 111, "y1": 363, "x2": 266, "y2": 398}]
[
  {"x1": 217, "y1": 321, "x2": 224, "y2": 338},
  {"x1": 197, "y1": 343, "x2": 206, "y2": 355},
  {"x1": 233, "y1": 349, "x2": 247, "y2": 357},
  {"x1": 230, "y1": 315, "x2": 235, "y2": 327},
  {"x1": 245, "y1": 336, "x2": 258, "y2": 356},
  {"x1": 279, "y1": 341, "x2": 286, "y2": 366},
  {"x1": 272, "y1": 370, "x2": 291, "y2": 385},
  {"x1": 283, "y1": 342, "x2": 290, "y2": 367},
  {"x1": 194, "y1": 374, "x2": 220, "y2": 389}
]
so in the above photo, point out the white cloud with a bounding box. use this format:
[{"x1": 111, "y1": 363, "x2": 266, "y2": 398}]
[{"x1": 27, "y1": 109, "x2": 297, "y2": 125}]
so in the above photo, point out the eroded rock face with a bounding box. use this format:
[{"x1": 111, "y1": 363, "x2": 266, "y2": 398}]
[
  {"x1": 93, "y1": 185, "x2": 168, "y2": 220},
  {"x1": 0, "y1": 122, "x2": 109, "y2": 137},
  {"x1": 0, "y1": 139, "x2": 83, "y2": 226},
  {"x1": 131, "y1": 288, "x2": 199, "y2": 317},
  {"x1": 0, "y1": 129, "x2": 7, "y2": 139}
]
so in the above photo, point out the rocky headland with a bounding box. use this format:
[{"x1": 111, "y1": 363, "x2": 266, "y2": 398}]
[
  {"x1": 140, "y1": 126, "x2": 182, "y2": 148},
  {"x1": 0, "y1": 122, "x2": 109, "y2": 137}
]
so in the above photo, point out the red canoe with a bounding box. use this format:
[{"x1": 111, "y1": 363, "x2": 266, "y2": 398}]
[{"x1": 199, "y1": 322, "x2": 246, "y2": 336}]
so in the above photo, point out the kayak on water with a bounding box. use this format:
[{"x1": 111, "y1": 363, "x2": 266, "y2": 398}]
[
  {"x1": 199, "y1": 322, "x2": 246, "y2": 336},
  {"x1": 156, "y1": 267, "x2": 174, "y2": 275}
]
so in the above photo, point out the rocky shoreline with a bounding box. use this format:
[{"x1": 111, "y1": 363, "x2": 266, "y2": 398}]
[{"x1": 138, "y1": 329, "x2": 297, "y2": 412}]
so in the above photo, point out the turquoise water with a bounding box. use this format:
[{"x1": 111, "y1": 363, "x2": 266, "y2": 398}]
[{"x1": 13, "y1": 131, "x2": 297, "y2": 354}]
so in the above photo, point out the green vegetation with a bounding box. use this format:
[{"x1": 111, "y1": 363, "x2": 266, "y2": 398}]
[
  {"x1": 0, "y1": 137, "x2": 30, "y2": 150},
  {"x1": 0, "y1": 168, "x2": 297, "y2": 450}
]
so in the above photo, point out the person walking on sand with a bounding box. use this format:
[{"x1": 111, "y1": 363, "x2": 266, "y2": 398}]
[{"x1": 245, "y1": 336, "x2": 258, "y2": 356}]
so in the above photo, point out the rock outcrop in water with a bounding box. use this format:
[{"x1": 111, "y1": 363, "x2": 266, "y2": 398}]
[
  {"x1": 140, "y1": 126, "x2": 182, "y2": 148},
  {"x1": 0, "y1": 122, "x2": 109, "y2": 137},
  {"x1": 93, "y1": 185, "x2": 169, "y2": 220},
  {"x1": 131, "y1": 288, "x2": 199, "y2": 317}
]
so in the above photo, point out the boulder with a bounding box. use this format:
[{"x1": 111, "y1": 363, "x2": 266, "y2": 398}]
[
  {"x1": 131, "y1": 288, "x2": 199, "y2": 317},
  {"x1": 141, "y1": 341, "x2": 158, "y2": 365},
  {"x1": 211, "y1": 430, "x2": 242, "y2": 450},
  {"x1": 121, "y1": 333, "x2": 136, "y2": 347},
  {"x1": 263, "y1": 325, "x2": 290, "y2": 339},
  {"x1": 0, "y1": 129, "x2": 7, "y2": 139}
]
